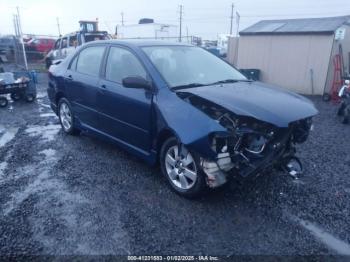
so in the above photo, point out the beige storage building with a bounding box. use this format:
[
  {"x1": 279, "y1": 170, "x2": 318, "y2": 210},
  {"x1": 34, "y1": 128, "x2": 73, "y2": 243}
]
[{"x1": 229, "y1": 16, "x2": 350, "y2": 95}]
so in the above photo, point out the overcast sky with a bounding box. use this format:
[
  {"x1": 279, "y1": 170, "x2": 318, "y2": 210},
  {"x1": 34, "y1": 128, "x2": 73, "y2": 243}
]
[{"x1": 1, "y1": 0, "x2": 350, "y2": 39}]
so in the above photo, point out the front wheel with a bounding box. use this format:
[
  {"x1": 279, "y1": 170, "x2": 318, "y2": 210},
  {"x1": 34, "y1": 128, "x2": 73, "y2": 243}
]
[
  {"x1": 160, "y1": 137, "x2": 207, "y2": 198},
  {"x1": 58, "y1": 98, "x2": 80, "y2": 135}
]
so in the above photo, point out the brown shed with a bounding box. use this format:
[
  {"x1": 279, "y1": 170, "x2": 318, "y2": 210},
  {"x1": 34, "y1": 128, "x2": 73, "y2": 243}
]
[{"x1": 229, "y1": 16, "x2": 350, "y2": 95}]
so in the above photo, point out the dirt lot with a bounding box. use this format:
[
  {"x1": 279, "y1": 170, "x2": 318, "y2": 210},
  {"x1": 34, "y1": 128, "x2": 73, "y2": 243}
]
[{"x1": 0, "y1": 72, "x2": 350, "y2": 256}]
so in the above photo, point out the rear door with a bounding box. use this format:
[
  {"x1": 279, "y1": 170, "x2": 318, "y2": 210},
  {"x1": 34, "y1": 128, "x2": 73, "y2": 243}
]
[
  {"x1": 64, "y1": 45, "x2": 106, "y2": 129},
  {"x1": 97, "y1": 45, "x2": 153, "y2": 151}
]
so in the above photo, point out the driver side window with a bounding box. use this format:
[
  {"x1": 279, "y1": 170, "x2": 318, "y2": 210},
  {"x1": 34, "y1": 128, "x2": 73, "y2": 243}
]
[{"x1": 105, "y1": 46, "x2": 146, "y2": 83}]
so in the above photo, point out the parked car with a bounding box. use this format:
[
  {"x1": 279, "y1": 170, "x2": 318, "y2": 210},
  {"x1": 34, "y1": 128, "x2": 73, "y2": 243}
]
[
  {"x1": 47, "y1": 40, "x2": 318, "y2": 197},
  {"x1": 45, "y1": 31, "x2": 111, "y2": 68},
  {"x1": 0, "y1": 35, "x2": 18, "y2": 56},
  {"x1": 25, "y1": 38, "x2": 56, "y2": 59}
]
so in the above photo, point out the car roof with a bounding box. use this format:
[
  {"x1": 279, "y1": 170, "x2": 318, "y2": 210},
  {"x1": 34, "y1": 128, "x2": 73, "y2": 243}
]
[{"x1": 84, "y1": 39, "x2": 194, "y2": 48}]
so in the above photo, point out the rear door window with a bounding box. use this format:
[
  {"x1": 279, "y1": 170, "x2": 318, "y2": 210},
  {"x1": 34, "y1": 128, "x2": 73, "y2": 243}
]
[{"x1": 76, "y1": 46, "x2": 105, "y2": 77}]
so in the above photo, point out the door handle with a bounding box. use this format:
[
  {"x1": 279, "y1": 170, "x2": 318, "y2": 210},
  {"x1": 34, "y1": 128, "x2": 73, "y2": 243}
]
[
  {"x1": 100, "y1": 84, "x2": 106, "y2": 89},
  {"x1": 67, "y1": 75, "x2": 73, "y2": 81}
]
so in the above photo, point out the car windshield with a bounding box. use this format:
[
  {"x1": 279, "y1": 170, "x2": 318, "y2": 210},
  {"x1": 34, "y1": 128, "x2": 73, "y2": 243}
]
[{"x1": 142, "y1": 45, "x2": 247, "y2": 89}]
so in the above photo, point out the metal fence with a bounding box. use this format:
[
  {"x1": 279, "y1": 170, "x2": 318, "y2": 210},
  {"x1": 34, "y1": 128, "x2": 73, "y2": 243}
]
[
  {"x1": 117, "y1": 35, "x2": 202, "y2": 46},
  {"x1": 0, "y1": 34, "x2": 57, "y2": 71}
]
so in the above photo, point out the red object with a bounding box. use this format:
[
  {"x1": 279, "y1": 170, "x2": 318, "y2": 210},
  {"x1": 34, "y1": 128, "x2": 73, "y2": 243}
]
[
  {"x1": 330, "y1": 54, "x2": 343, "y2": 103},
  {"x1": 26, "y1": 38, "x2": 56, "y2": 54}
]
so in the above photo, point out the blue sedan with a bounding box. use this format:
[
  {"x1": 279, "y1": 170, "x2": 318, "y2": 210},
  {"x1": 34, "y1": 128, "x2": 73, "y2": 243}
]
[{"x1": 47, "y1": 40, "x2": 317, "y2": 197}]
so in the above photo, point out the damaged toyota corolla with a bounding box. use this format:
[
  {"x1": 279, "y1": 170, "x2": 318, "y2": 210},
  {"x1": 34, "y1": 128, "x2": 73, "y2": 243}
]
[{"x1": 47, "y1": 40, "x2": 318, "y2": 197}]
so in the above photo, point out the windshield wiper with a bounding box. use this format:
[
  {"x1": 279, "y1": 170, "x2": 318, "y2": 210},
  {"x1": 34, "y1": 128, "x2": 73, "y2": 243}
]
[
  {"x1": 171, "y1": 83, "x2": 205, "y2": 90},
  {"x1": 171, "y1": 79, "x2": 251, "y2": 90},
  {"x1": 209, "y1": 79, "x2": 251, "y2": 85}
]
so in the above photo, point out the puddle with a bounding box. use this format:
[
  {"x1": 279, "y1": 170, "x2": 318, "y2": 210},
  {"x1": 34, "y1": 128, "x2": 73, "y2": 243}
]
[
  {"x1": 0, "y1": 127, "x2": 19, "y2": 148},
  {"x1": 40, "y1": 113, "x2": 57, "y2": 118},
  {"x1": 36, "y1": 92, "x2": 47, "y2": 99},
  {"x1": 292, "y1": 179, "x2": 306, "y2": 185},
  {"x1": 289, "y1": 214, "x2": 350, "y2": 255},
  {"x1": 25, "y1": 125, "x2": 61, "y2": 142},
  {"x1": 37, "y1": 101, "x2": 51, "y2": 109},
  {"x1": 39, "y1": 149, "x2": 57, "y2": 162}
]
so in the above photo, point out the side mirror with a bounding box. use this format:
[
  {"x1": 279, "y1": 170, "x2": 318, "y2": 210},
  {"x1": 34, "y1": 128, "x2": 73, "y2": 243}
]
[{"x1": 122, "y1": 76, "x2": 152, "y2": 90}]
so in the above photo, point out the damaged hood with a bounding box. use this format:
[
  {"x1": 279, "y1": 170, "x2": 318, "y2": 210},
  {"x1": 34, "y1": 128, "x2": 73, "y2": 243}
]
[{"x1": 176, "y1": 81, "x2": 318, "y2": 127}]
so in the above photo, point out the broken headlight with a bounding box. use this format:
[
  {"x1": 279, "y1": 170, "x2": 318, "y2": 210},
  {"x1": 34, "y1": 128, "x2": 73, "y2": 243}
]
[{"x1": 293, "y1": 117, "x2": 313, "y2": 144}]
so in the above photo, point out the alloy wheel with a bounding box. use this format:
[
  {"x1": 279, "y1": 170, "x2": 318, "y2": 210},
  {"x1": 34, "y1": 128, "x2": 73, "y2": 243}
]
[
  {"x1": 59, "y1": 102, "x2": 72, "y2": 131},
  {"x1": 165, "y1": 145, "x2": 197, "y2": 190}
]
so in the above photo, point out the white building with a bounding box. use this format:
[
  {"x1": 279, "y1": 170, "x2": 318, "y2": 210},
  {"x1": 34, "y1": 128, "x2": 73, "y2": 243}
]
[{"x1": 116, "y1": 23, "x2": 178, "y2": 41}]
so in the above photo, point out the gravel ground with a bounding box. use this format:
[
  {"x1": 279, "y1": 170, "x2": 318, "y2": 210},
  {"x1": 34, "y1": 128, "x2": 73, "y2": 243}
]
[{"x1": 0, "y1": 72, "x2": 349, "y2": 256}]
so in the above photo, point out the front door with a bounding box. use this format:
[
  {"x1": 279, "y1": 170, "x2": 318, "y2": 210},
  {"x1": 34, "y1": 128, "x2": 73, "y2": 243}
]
[{"x1": 98, "y1": 46, "x2": 153, "y2": 151}]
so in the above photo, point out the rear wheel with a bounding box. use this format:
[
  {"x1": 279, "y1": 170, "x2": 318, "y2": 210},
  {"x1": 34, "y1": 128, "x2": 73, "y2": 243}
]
[
  {"x1": 0, "y1": 97, "x2": 8, "y2": 107},
  {"x1": 58, "y1": 98, "x2": 80, "y2": 135},
  {"x1": 160, "y1": 137, "x2": 207, "y2": 198}
]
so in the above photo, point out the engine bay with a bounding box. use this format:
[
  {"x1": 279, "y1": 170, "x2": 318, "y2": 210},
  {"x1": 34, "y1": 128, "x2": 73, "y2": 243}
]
[{"x1": 178, "y1": 92, "x2": 313, "y2": 186}]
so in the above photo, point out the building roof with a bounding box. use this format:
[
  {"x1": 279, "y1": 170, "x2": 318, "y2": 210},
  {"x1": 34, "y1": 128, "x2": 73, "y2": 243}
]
[{"x1": 240, "y1": 15, "x2": 350, "y2": 35}]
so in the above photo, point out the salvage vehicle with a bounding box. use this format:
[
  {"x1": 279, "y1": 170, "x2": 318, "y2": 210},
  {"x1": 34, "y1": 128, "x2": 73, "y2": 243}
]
[
  {"x1": 0, "y1": 35, "x2": 18, "y2": 56},
  {"x1": 25, "y1": 38, "x2": 56, "y2": 58},
  {"x1": 47, "y1": 40, "x2": 318, "y2": 197},
  {"x1": 45, "y1": 20, "x2": 111, "y2": 68}
]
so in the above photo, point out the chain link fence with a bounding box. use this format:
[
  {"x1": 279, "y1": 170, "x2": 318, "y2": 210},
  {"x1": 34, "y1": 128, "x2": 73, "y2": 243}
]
[
  {"x1": 0, "y1": 34, "x2": 57, "y2": 71},
  {"x1": 117, "y1": 35, "x2": 202, "y2": 45}
]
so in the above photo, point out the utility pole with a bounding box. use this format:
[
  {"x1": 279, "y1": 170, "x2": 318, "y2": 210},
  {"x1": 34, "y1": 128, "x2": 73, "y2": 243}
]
[
  {"x1": 13, "y1": 15, "x2": 19, "y2": 36},
  {"x1": 230, "y1": 3, "x2": 234, "y2": 35},
  {"x1": 179, "y1": 5, "x2": 183, "y2": 42},
  {"x1": 16, "y1": 6, "x2": 28, "y2": 70},
  {"x1": 121, "y1": 12, "x2": 124, "y2": 26},
  {"x1": 13, "y1": 15, "x2": 19, "y2": 65},
  {"x1": 236, "y1": 11, "x2": 240, "y2": 37},
  {"x1": 186, "y1": 26, "x2": 189, "y2": 43},
  {"x1": 56, "y1": 17, "x2": 61, "y2": 36}
]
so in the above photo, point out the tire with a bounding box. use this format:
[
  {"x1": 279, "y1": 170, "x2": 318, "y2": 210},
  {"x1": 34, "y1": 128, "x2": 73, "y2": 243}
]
[
  {"x1": 45, "y1": 58, "x2": 52, "y2": 69},
  {"x1": 337, "y1": 103, "x2": 345, "y2": 116},
  {"x1": 25, "y1": 94, "x2": 35, "y2": 103},
  {"x1": 160, "y1": 137, "x2": 207, "y2": 198},
  {"x1": 0, "y1": 97, "x2": 8, "y2": 108},
  {"x1": 58, "y1": 98, "x2": 81, "y2": 135},
  {"x1": 10, "y1": 92, "x2": 22, "y2": 101},
  {"x1": 322, "y1": 93, "x2": 331, "y2": 102},
  {"x1": 341, "y1": 106, "x2": 349, "y2": 124}
]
